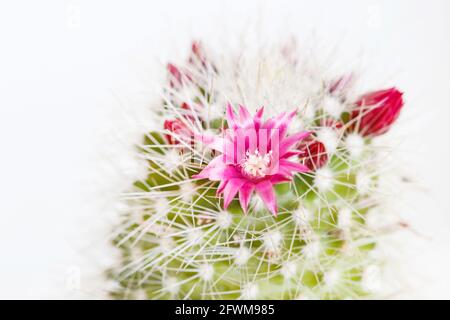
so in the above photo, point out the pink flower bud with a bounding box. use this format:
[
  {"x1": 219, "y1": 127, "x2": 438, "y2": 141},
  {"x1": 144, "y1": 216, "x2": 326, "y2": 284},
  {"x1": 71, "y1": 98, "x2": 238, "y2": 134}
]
[{"x1": 350, "y1": 88, "x2": 404, "y2": 137}]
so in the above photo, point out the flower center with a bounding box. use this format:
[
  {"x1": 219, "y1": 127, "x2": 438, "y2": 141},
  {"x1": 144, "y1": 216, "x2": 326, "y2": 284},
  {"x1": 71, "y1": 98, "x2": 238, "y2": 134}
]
[{"x1": 241, "y1": 149, "x2": 272, "y2": 178}]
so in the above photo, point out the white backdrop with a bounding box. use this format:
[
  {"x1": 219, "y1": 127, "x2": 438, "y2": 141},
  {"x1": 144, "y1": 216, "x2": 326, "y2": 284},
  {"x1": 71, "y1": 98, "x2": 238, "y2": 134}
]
[{"x1": 0, "y1": 0, "x2": 449, "y2": 299}]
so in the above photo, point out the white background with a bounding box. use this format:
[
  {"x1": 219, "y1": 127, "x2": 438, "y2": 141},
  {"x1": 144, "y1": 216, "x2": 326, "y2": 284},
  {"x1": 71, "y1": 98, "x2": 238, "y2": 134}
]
[{"x1": 0, "y1": 0, "x2": 449, "y2": 299}]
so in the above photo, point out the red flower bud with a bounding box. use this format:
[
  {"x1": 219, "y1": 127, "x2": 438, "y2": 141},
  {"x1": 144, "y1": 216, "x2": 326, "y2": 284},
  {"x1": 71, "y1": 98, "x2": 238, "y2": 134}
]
[
  {"x1": 164, "y1": 118, "x2": 193, "y2": 145},
  {"x1": 189, "y1": 41, "x2": 207, "y2": 67},
  {"x1": 167, "y1": 63, "x2": 192, "y2": 88},
  {"x1": 328, "y1": 74, "x2": 353, "y2": 95},
  {"x1": 188, "y1": 40, "x2": 217, "y2": 74},
  {"x1": 167, "y1": 63, "x2": 183, "y2": 87},
  {"x1": 350, "y1": 87, "x2": 404, "y2": 137},
  {"x1": 320, "y1": 118, "x2": 344, "y2": 130},
  {"x1": 180, "y1": 102, "x2": 196, "y2": 120},
  {"x1": 299, "y1": 139, "x2": 328, "y2": 170}
]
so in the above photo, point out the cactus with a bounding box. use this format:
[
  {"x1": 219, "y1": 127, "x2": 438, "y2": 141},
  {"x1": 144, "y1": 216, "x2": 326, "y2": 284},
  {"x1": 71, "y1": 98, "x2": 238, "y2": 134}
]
[{"x1": 108, "y1": 41, "x2": 404, "y2": 300}]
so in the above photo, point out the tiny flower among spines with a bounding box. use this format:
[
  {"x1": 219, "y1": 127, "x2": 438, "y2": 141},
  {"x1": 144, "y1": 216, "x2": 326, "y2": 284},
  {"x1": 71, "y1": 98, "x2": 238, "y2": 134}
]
[
  {"x1": 302, "y1": 101, "x2": 316, "y2": 120},
  {"x1": 316, "y1": 127, "x2": 340, "y2": 154},
  {"x1": 215, "y1": 210, "x2": 232, "y2": 229},
  {"x1": 163, "y1": 276, "x2": 180, "y2": 295},
  {"x1": 302, "y1": 239, "x2": 321, "y2": 260},
  {"x1": 281, "y1": 261, "x2": 298, "y2": 279},
  {"x1": 287, "y1": 114, "x2": 305, "y2": 135},
  {"x1": 158, "y1": 236, "x2": 174, "y2": 252},
  {"x1": 179, "y1": 181, "x2": 196, "y2": 202},
  {"x1": 130, "y1": 209, "x2": 146, "y2": 223},
  {"x1": 198, "y1": 264, "x2": 214, "y2": 282},
  {"x1": 148, "y1": 223, "x2": 174, "y2": 237},
  {"x1": 298, "y1": 225, "x2": 314, "y2": 241},
  {"x1": 356, "y1": 170, "x2": 373, "y2": 195},
  {"x1": 314, "y1": 167, "x2": 335, "y2": 193},
  {"x1": 362, "y1": 265, "x2": 382, "y2": 293},
  {"x1": 162, "y1": 149, "x2": 183, "y2": 174},
  {"x1": 345, "y1": 132, "x2": 366, "y2": 159},
  {"x1": 338, "y1": 207, "x2": 353, "y2": 230},
  {"x1": 186, "y1": 228, "x2": 204, "y2": 245},
  {"x1": 153, "y1": 198, "x2": 170, "y2": 215},
  {"x1": 322, "y1": 95, "x2": 345, "y2": 119},
  {"x1": 322, "y1": 269, "x2": 341, "y2": 288},
  {"x1": 250, "y1": 196, "x2": 266, "y2": 212},
  {"x1": 263, "y1": 230, "x2": 283, "y2": 255},
  {"x1": 234, "y1": 246, "x2": 251, "y2": 266},
  {"x1": 241, "y1": 282, "x2": 259, "y2": 300},
  {"x1": 292, "y1": 206, "x2": 314, "y2": 227}
]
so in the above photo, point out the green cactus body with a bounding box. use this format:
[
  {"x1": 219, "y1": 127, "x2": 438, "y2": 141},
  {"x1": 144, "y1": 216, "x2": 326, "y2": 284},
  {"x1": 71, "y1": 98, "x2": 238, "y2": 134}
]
[{"x1": 108, "y1": 42, "x2": 397, "y2": 300}]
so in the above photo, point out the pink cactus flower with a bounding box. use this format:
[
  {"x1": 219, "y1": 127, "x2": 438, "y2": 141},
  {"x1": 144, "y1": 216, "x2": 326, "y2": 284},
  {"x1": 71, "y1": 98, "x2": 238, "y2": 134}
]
[{"x1": 194, "y1": 104, "x2": 310, "y2": 215}]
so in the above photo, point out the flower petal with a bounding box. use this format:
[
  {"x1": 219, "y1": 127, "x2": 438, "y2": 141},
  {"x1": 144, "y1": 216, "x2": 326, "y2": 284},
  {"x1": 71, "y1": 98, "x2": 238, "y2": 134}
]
[
  {"x1": 279, "y1": 131, "x2": 311, "y2": 156},
  {"x1": 194, "y1": 132, "x2": 229, "y2": 153},
  {"x1": 262, "y1": 112, "x2": 285, "y2": 131},
  {"x1": 216, "y1": 179, "x2": 228, "y2": 195},
  {"x1": 255, "y1": 107, "x2": 264, "y2": 119},
  {"x1": 253, "y1": 107, "x2": 264, "y2": 130},
  {"x1": 278, "y1": 109, "x2": 297, "y2": 139},
  {"x1": 270, "y1": 174, "x2": 291, "y2": 184},
  {"x1": 238, "y1": 105, "x2": 251, "y2": 123},
  {"x1": 238, "y1": 183, "x2": 255, "y2": 214},
  {"x1": 223, "y1": 178, "x2": 246, "y2": 209},
  {"x1": 279, "y1": 159, "x2": 310, "y2": 173},
  {"x1": 226, "y1": 103, "x2": 239, "y2": 129},
  {"x1": 255, "y1": 180, "x2": 277, "y2": 216},
  {"x1": 281, "y1": 150, "x2": 303, "y2": 159},
  {"x1": 192, "y1": 155, "x2": 226, "y2": 179}
]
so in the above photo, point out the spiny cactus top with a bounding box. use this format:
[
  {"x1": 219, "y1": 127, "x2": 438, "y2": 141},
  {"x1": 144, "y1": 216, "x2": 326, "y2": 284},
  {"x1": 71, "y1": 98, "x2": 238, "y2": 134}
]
[{"x1": 109, "y1": 40, "x2": 404, "y2": 300}]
